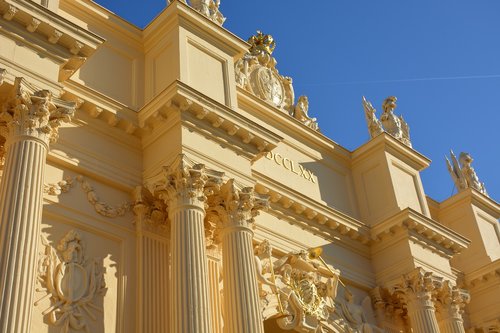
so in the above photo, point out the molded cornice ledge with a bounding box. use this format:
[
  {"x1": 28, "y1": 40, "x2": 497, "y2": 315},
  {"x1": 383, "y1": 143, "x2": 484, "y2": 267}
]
[
  {"x1": 439, "y1": 187, "x2": 500, "y2": 219},
  {"x1": 139, "y1": 80, "x2": 283, "y2": 157},
  {"x1": 143, "y1": 0, "x2": 248, "y2": 58},
  {"x1": 464, "y1": 259, "x2": 500, "y2": 288},
  {"x1": 0, "y1": 0, "x2": 105, "y2": 81},
  {"x1": 351, "y1": 132, "x2": 430, "y2": 171},
  {"x1": 254, "y1": 181, "x2": 371, "y2": 245},
  {"x1": 371, "y1": 208, "x2": 470, "y2": 257}
]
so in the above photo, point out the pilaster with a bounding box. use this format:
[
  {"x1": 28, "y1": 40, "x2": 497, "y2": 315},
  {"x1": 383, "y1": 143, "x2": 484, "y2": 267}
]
[{"x1": 0, "y1": 78, "x2": 74, "y2": 332}]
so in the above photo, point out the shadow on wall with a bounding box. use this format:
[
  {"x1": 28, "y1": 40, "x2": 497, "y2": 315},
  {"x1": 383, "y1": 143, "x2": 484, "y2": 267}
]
[{"x1": 301, "y1": 156, "x2": 359, "y2": 219}]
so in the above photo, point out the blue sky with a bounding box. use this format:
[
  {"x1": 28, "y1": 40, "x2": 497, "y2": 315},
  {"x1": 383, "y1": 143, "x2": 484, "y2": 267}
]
[{"x1": 94, "y1": 0, "x2": 499, "y2": 202}]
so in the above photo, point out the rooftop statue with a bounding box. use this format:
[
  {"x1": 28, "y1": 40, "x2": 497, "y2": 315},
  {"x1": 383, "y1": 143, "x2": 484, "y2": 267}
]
[
  {"x1": 235, "y1": 32, "x2": 320, "y2": 131},
  {"x1": 362, "y1": 96, "x2": 412, "y2": 147},
  {"x1": 446, "y1": 150, "x2": 488, "y2": 196},
  {"x1": 293, "y1": 96, "x2": 320, "y2": 131},
  {"x1": 168, "y1": 0, "x2": 225, "y2": 25}
]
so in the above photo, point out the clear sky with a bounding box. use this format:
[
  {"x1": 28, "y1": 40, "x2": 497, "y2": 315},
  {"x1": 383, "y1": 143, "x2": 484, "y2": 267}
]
[{"x1": 94, "y1": 0, "x2": 499, "y2": 202}]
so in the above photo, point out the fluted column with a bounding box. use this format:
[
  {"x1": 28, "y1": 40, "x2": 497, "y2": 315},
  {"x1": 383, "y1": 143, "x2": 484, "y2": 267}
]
[
  {"x1": 0, "y1": 78, "x2": 75, "y2": 333},
  {"x1": 394, "y1": 268, "x2": 442, "y2": 333},
  {"x1": 437, "y1": 282, "x2": 469, "y2": 333},
  {"x1": 159, "y1": 155, "x2": 223, "y2": 333},
  {"x1": 216, "y1": 179, "x2": 268, "y2": 333}
]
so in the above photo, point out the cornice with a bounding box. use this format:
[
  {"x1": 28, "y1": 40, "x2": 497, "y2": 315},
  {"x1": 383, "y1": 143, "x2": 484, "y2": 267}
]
[
  {"x1": 0, "y1": 0, "x2": 105, "y2": 80},
  {"x1": 439, "y1": 188, "x2": 500, "y2": 219},
  {"x1": 237, "y1": 86, "x2": 351, "y2": 163},
  {"x1": 60, "y1": 0, "x2": 143, "y2": 46},
  {"x1": 351, "y1": 132, "x2": 431, "y2": 171},
  {"x1": 139, "y1": 80, "x2": 283, "y2": 158},
  {"x1": 61, "y1": 81, "x2": 140, "y2": 136},
  {"x1": 253, "y1": 172, "x2": 371, "y2": 246},
  {"x1": 464, "y1": 259, "x2": 500, "y2": 288},
  {"x1": 371, "y1": 208, "x2": 470, "y2": 255},
  {"x1": 143, "y1": 1, "x2": 247, "y2": 58}
]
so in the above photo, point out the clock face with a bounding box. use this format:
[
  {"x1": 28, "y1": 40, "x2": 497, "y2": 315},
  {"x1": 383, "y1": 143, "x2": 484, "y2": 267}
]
[{"x1": 252, "y1": 67, "x2": 285, "y2": 108}]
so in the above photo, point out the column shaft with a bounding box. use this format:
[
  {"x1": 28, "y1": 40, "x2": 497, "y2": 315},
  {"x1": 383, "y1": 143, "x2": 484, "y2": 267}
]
[
  {"x1": 406, "y1": 295, "x2": 441, "y2": 333},
  {"x1": 440, "y1": 319, "x2": 465, "y2": 333},
  {"x1": 170, "y1": 204, "x2": 213, "y2": 333},
  {"x1": 221, "y1": 226, "x2": 264, "y2": 333},
  {"x1": 0, "y1": 138, "x2": 47, "y2": 333}
]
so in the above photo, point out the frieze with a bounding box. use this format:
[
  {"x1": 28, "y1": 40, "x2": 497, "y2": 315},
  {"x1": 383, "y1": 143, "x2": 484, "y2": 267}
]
[{"x1": 264, "y1": 151, "x2": 316, "y2": 183}]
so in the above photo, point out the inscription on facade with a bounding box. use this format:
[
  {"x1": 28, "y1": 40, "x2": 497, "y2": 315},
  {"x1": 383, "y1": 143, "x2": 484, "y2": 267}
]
[{"x1": 265, "y1": 152, "x2": 316, "y2": 183}]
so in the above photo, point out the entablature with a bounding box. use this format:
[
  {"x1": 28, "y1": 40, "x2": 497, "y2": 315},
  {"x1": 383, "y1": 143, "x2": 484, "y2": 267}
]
[
  {"x1": 254, "y1": 176, "x2": 371, "y2": 247},
  {"x1": 139, "y1": 80, "x2": 282, "y2": 158},
  {"x1": 0, "y1": 0, "x2": 104, "y2": 81},
  {"x1": 371, "y1": 208, "x2": 470, "y2": 256}
]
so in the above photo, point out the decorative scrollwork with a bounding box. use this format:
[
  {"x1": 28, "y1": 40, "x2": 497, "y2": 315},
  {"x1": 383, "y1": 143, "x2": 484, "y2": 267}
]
[{"x1": 35, "y1": 230, "x2": 107, "y2": 333}]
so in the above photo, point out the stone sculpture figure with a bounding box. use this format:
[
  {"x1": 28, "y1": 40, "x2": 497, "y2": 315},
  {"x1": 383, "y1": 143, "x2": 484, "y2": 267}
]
[
  {"x1": 362, "y1": 96, "x2": 384, "y2": 138},
  {"x1": 169, "y1": 0, "x2": 225, "y2": 25},
  {"x1": 362, "y1": 96, "x2": 411, "y2": 147},
  {"x1": 339, "y1": 290, "x2": 385, "y2": 333},
  {"x1": 446, "y1": 150, "x2": 488, "y2": 196},
  {"x1": 293, "y1": 96, "x2": 320, "y2": 131}
]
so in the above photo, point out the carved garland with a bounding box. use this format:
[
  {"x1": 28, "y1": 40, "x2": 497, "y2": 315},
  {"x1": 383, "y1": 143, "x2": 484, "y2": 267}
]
[{"x1": 44, "y1": 176, "x2": 131, "y2": 218}]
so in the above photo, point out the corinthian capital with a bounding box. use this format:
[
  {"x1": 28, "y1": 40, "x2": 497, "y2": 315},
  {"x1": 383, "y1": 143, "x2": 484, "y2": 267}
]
[
  {"x1": 436, "y1": 281, "x2": 470, "y2": 320},
  {"x1": 0, "y1": 78, "x2": 75, "y2": 145},
  {"x1": 393, "y1": 268, "x2": 443, "y2": 306},
  {"x1": 212, "y1": 179, "x2": 269, "y2": 228},
  {"x1": 157, "y1": 154, "x2": 224, "y2": 207}
]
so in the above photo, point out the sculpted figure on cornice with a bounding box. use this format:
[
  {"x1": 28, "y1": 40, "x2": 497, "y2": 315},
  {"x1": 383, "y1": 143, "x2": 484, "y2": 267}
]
[
  {"x1": 235, "y1": 32, "x2": 321, "y2": 131},
  {"x1": 169, "y1": 0, "x2": 225, "y2": 25},
  {"x1": 36, "y1": 230, "x2": 106, "y2": 333},
  {"x1": 446, "y1": 150, "x2": 488, "y2": 196},
  {"x1": 362, "y1": 96, "x2": 411, "y2": 147}
]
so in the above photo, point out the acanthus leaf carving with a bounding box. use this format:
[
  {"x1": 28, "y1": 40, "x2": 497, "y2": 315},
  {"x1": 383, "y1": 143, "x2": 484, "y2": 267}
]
[
  {"x1": 35, "y1": 230, "x2": 107, "y2": 333},
  {"x1": 0, "y1": 78, "x2": 75, "y2": 145},
  {"x1": 133, "y1": 186, "x2": 169, "y2": 235}
]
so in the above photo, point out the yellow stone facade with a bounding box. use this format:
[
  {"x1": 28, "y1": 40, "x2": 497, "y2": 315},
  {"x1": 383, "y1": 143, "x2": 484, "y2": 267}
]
[{"x1": 0, "y1": 1, "x2": 498, "y2": 332}]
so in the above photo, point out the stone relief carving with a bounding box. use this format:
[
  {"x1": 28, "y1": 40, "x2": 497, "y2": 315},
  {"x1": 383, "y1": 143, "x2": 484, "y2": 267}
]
[
  {"x1": 235, "y1": 32, "x2": 320, "y2": 131},
  {"x1": 255, "y1": 243, "x2": 387, "y2": 333},
  {"x1": 168, "y1": 0, "x2": 225, "y2": 25},
  {"x1": 257, "y1": 245, "x2": 341, "y2": 332},
  {"x1": 446, "y1": 150, "x2": 488, "y2": 196},
  {"x1": 36, "y1": 230, "x2": 107, "y2": 333},
  {"x1": 362, "y1": 96, "x2": 411, "y2": 147},
  {"x1": 338, "y1": 290, "x2": 385, "y2": 333},
  {"x1": 44, "y1": 175, "x2": 131, "y2": 218}
]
